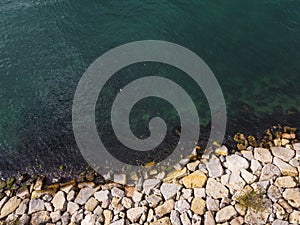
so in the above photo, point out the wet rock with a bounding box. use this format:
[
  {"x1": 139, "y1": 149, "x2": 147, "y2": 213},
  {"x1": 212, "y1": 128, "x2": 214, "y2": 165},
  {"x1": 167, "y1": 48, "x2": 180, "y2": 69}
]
[
  {"x1": 164, "y1": 168, "x2": 188, "y2": 183},
  {"x1": 160, "y1": 183, "x2": 181, "y2": 200},
  {"x1": 113, "y1": 174, "x2": 126, "y2": 185},
  {"x1": 254, "y1": 148, "x2": 273, "y2": 163},
  {"x1": 206, "y1": 178, "x2": 229, "y2": 199},
  {"x1": 0, "y1": 196, "x2": 21, "y2": 219},
  {"x1": 191, "y1": 197, "x2": 206, "y2": 215},
  {"x1": 215, "y1": 205, "x2": 237, "y2": 223},
  {"x1": 181, "y1": 171, "x2": 207, "y2": 188}
]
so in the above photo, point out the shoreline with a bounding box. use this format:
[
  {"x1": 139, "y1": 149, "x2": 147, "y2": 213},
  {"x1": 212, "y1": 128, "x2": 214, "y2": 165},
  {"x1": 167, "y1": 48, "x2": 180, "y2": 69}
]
[{"x1": 0, "y1": 125, "x2": 299, "y2": 224}]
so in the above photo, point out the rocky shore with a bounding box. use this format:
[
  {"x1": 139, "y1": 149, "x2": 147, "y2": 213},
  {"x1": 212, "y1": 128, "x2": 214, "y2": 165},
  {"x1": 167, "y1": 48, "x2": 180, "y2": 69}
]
[{"x1": 0, "y1": 126, "x2": 300, "y2": 225}]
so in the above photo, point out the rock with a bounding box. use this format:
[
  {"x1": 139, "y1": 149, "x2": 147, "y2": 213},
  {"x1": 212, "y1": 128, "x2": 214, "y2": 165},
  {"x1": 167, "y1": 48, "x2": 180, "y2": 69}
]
[
  {"x1": 50, "y1": 210, "x2": 61, "y2": 223},
  {"x1": 194, "y1": 188, "x2": 206, "y2": 198},
  {"x1": 267, "y1": 184, "x2": 282, "y2": 202},
  {"x1": 181, "y1": 171, "x2": 207, "y2": 188},
  {"x1": 235, "y1": 203, "x2": 247, "y2": 216},
  {"x1": 111, "y1": 187, "x2": 125, "y2": 198},
  {"x1": 191, "y1": 197, "x2": 206, "y2": 215},
  {"x1": 164, "y1": 168, "x2": 188, "y2": 183},
  {"x1": 227, "y1": 171, "x2": 246, "y2": 190},
  {"x1": 192, "y1": 214, "x2": 202, "y2": 225},
  {"x1": 272, "y1": 219, "x2": 289, "y2": 225},
  {"x1": 170, "y1": 210, "x2": 181, "y2": 225},
  {"x1": 146, "y1": 194, "x2": 162, "y2": 208},
  {"x1": 67, "y1": 202, "x2": 79, "y2": 215},
  {"x1": 19, "y1": 214, "x2": 30, "y2": 225},
  {"x1": 28, "y1": 199, "x2": 45, "y2": 214},
  {"x1": 254, "y1": 148, "x2": 273, "y2": 163},
  {"x1": 215, "y1": 145, "x2": 228, "y2": 156},
  {"x1": 94, "y1": 190, "x2": 110, "y2": 202},
  {"x1": 75, "y1": 187, "x2": 95, "y2": 205},
  {"x1": 155, "y1": 199, "x2": 174, "y2": 217},
  {"x1": 51, "y1": 191, "x2": 66, "y2": 211},
  {"x1": 143, "y1": 179, "x2": 161, "y2": 195},
  {"x1": 215, "y1": 205, "x2": 237, "y2": 223},
  {"x1": 225, "y1": 154, "x2": 249, "y2": 172},
  {"x1": 278, "y1": 198, "x2": 293, "y2": 214},
  {"x1": 113, "y1": 174, "x2": 126, "y2": 185},
  {"x1": 110, "y1": 219, "x2": 125, "y2": 225},
  {"x1": 260, "y1": 164, "x2": 281, "y2": 181},
  {"x1": 180, "y1": 212, "x2": 191, "y2": 225},
  {"x1": 204, "y1": 211, "x2": 216, "y2": 225},
  {"x1": 289, "y1": 210, "x2": 300, "y2": 224},
  {"x1": 283, "y1": 188, "x2": 300, "y2": 209},
  {"x1": 33, "y1": 175, "x2": 45, "y2": 191},
  {"x1": 0, "y1": 196, "x2": 21, "y2": 219},
  {"x1": 250, "y1": 159, "x2": 262, "y2": 176},
  {"x1": 273, "y1": 157, "x2": 298, "y2": 176},
  {"x1": 160, "y1": 183, "x2": 181, "y2": 200},
  {"x1": 206, "y1": 196, "x2": 219, "y2": 211},
  {"x1": 240, "y1": 169, "x2": 257, "y2": 184},
  {"x1": 31, "y1": 211, "x2": 50, "y2": 225},
  {"x1": 16, "y1": 199, "x2": 29, "y2": 215},
  {"x1": 293, "y1": 143, "x2": 300, "y2": 150},
  {"x1": 207, "y1": 158, "x2": 223, "y2": 178},
  {"x1": 16, "y1": 186, "x2": 30, "y2": 199},
  {"x1": 187, "y1": 160, "x2": 200, "y2": 172},
  {"x1": 245, "y1": 208, "x2": 270, "y2": 224},
  {"x1": 103, "y1": 209, "x2": 113, "y2": 225},
  {"x1": 81, "y1": 214, "x2": 96, "y2": 225},
  {"x1": 271, "y1": 147, "x2": 295, "y2": 162},
  {"x1": 85, "y1": 197, "x2": 99, "y2": 211},
  {"x1": 181, "y1": 188, "x2": 193, "y2": 199},
  {"x1": 275, "y1": 176, "x2": 297, "y2": 188},
  {"x1": 274, "y1": 203, "x2": 286, "y2": 220},
  {"x1": 132, "y1": 191, "x2": 143, "y2": 203},
  {"x1": 127, "y1": 207, "x2": 144, "y2": 222},
  {"x1": 175, "y1": 199, "x2": 190, "y2": 214},
  {"x1": 150, "y1": 217, "x2": 171, "y2": 225},
  {"x1": 206, "y1": 178, "x2": 229, "y2": 199}
]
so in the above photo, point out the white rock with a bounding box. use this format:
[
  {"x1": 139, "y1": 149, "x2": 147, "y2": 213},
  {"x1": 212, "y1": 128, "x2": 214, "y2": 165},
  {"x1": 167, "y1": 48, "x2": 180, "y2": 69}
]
[
  {"x1": 206, "y1": 196, "x2": 219, "y2": 211},
  {"x1": 273, "y1": 157, "x2": 298, "y2": 176},
  {"x1": 180, "y1": 212, "x2": 191, "y2": 225},
  {"x1": 293, "y1": 143, "x2": 300, "y2": 150},
  {"x1": 67, "y1": 202, "x2": 79, "y2": 215},
  {"x1": 271, "y1": 147, "x2": 295, "y2": 162},
  {"x1": 206, "y1": 178, "x2": 229, "y2": 199},
  {"x1": 275, "y1": 176, "x2": 297, "y2": 188},
  {"x1": 160, "y1": 183, "x2": 181, "y2": 200},
  {"x1": 28, "y1": 199, "x2": 45, "y2": 214},
  {"x1": 0, "y1": 196, "x2": 21, "y2": 219},
  {"x1": 204, "y1": 211, "x2": 216, "y2": 225},
  {"x1": 51, "y1": 191, "x2": 66, "y2": 211},
  {"x1": 241, "y1": 169, "x2": 257, "y2": 184},
  {"x1": 94, "y1": 190, "x2": 110, "y2": 202},
  {"x1": 193, "y1": 188, "x2": 206, "y2": 198},
  {"x1": 283, "y1": 188, "x2": 300, "y2": 209},
  {"x1": 111, "y1": 187, "x2": 125, "y2": 198},
  {"x1": 254, "y1": 148, "x2": 273, "y2": 163},
  {"x1": 50, "y1": 210, "x2": 61, "y2": 223},
  {"x1": 143, "y1": 179, "x2": 161, "y2": 195},
  {"x1": 146, "y1": 194, "x2": 162, "y2": 208},
  {"x1": 225, "y1": 154, "x2": 249, "y2": 172},
  {"x1": 170, "y1": 210, "x2": 181, "y2": 225},
  {"x1": 132, "y1": 191, "x2": 143, "y2": 203},
  {"x1": 215, "y1": 205, "x2": 237, "y2": 223},
  {"x1": 155, "y1": 199, "x2": 174, "y2": 218},
  {"x1": 260, "y1": 164, "x2": 281, "y2": 181},
  {"x1": 289, "y1": 210, "x2": 300, "y2": 224},
  {"x1": 267, "y1": 185, "x2": 282, "y2": 202},
  {"x1": 192, "y1": 214, "x2": 202, "y2": 225},
  {"x1": 81, "y1": 214, "x2": 96, "y2": 225},
  {"x1": 272, "y1": 219, "x2": 289, "y2": 225},
  {"x1": 175, "y1": 199, "x2": 190, "y2": 214},
  {"x1": 75, "y1": 187, "x2": 95, "y2": 205},
  {"x1": 250, "y1": 159, "x2": 262, "y2": 176},
  {"x1": 215, "y1": 145, "x2": 228, "y2": 156},
  {"x1": 227, "y1": 171, "x2": 246, "y2": 190},
  {"x1": 206, "y1": 158, "x2": 224, "y2": 178},
  {"x1": 241, "y1": 150, "x2": 254, "y2": 160},
  {"x1": 127, "y1": 207, "x2": 144, "y2": 223},
  {"x1": 15, "y1": 199, "x2": 29, "y2": 215},
  {"x1": 110, "y1": 219, "x2": 125, "y2": 225}
]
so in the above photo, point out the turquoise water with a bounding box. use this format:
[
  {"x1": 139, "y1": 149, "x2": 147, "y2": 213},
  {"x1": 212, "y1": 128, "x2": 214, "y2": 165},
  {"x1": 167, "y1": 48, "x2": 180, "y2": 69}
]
[{"x1": 0, "y1": 0, "x2": 299, "y2": 177}]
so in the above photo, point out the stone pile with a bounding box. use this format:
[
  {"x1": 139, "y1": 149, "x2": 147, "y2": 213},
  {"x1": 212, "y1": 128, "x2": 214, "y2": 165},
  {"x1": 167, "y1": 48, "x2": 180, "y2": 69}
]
[{"x1": 0, "y1": 129, "x2": 299, "y2": 225}]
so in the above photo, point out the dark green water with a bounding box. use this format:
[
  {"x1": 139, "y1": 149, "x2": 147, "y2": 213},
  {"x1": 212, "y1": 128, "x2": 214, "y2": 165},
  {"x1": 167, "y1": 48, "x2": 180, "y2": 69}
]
[{"x1": 0, "y1": 0, "x2": 299, "y2": 177}]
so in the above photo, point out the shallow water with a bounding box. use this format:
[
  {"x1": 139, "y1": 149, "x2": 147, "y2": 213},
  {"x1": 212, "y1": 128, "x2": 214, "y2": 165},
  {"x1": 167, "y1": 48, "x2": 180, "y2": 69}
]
[{"x1": 0, "y1": 0, "x2": 299, "y2": 178}]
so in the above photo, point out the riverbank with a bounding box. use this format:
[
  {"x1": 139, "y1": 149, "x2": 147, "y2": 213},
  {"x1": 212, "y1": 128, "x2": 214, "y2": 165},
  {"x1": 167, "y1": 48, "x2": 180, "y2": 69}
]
[{"x1": 0, "y1": 126, "x2": 299, "y2": 224}]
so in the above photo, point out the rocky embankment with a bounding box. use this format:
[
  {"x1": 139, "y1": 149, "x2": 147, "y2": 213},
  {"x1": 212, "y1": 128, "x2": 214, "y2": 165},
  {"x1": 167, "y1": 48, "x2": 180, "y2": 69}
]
[{"x1": 0, "y1": 127, "x2": 300, "y2": 225}]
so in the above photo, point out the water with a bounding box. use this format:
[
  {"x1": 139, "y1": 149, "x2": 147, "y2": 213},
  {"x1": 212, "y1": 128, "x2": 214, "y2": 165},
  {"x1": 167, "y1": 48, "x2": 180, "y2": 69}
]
[{"x1": 0, "y1": 0, "x2": 299, "y2": 178}]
